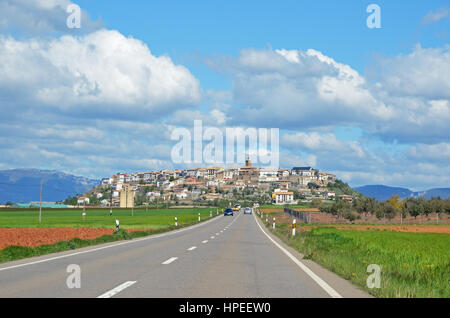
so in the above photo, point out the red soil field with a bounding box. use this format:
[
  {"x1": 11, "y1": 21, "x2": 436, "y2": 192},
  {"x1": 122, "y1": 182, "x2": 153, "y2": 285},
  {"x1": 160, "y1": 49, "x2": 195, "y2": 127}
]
[
  {"x1": 0, "y1": 228, "x2": 115, "y2": 250},
  {"x1": 260, "y1": 208, "x2": 320, "y2": 213}
]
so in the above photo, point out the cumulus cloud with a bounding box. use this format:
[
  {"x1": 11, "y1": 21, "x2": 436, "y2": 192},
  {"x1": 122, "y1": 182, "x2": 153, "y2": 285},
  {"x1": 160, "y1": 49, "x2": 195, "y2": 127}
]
[
  {"x1": 0, "y1": 0, "x2": 102, "y2": 35},
  {"x1": 371, "y1": 45, "x2": 450, "y2": 99},
  {"x1": 208, "y1": 48, "x2": 394, "y2": 131},
  {"x1": 281, "y1": 131, "x2": 367, "y2": 159},
  {"x1": 208, "y1": 45, "x2": 449, "y2": 144},
  {"x1": 0, "y1": 27, "x2": 203, "y2": 178},
  {"x1": 422, "y1": 7, "x2": 449, "y2": 25},
  {"x1": 0, "y1": 29, "x2": 202, "y2": 120},
  {"x1": 407, "y1": 143, "x2": 450, "y2": 162},
  {"x1": 366, "y1": 45, "x2": 450, "y2": 143}
]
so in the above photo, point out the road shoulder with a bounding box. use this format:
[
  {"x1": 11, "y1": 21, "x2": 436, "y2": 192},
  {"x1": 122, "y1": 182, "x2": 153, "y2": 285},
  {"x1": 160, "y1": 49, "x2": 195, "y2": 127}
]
[{"x1": 253, "y1": 213, "x2": 372, "y2": 298}]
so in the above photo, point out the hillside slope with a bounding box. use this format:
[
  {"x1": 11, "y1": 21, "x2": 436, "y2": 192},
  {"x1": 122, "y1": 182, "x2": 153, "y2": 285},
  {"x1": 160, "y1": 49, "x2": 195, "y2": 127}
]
[{"x1": 0, "y1": 169, "x2": 99, "y2": 203}]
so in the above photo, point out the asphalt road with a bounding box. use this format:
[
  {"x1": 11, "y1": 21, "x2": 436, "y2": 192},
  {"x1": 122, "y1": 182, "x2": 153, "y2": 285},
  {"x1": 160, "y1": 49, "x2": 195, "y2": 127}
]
[{"x1": 0, "y1": 211, "x2": 369, "y2": 298}]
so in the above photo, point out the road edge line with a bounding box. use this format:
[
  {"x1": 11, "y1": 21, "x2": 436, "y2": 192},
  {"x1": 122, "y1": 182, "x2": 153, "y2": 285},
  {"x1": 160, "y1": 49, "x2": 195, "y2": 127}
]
[{"x1": 253, "y1": 213, "x2": 343, "y2": 298}]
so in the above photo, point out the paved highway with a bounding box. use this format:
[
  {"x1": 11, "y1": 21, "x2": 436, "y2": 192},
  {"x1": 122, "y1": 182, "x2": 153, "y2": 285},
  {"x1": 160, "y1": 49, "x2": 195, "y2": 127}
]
[{"x1": 0, "y1": 211, "x2": 369, "y2": 298}]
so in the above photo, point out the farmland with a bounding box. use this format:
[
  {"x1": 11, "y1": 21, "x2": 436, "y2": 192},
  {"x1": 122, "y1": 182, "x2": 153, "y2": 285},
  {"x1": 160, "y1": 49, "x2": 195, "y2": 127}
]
[
  {"x1": 0, "y1": 207, "x2": 220, "y2": 263},
  {"x1": 261, "y1": 212, "x2": 450, "y2": 298},
  {"x1": 0, "y1": 207, "x2": 216, "y2": 229}
]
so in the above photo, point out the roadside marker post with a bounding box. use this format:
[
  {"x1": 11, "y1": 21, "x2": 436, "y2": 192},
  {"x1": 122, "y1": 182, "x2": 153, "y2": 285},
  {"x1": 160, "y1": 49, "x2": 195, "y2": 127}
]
[
  {"x1": 292, "y1": 219, "x2": 296, "y2": 236},
  {"x1": 115, "y1": 219, "x2": 119, "y2": 232},
  {"x1": 175, "y1": 217, "x2": 178, "y2": 227},
  {"x1": 273, "y1": 218, "x2": 276, "y2": 229},
  {"x1": 210, "y1": 211, "x2": 212, "y2": 217},
  {"x1": 216, "y1": 209, "x2": 218, "y2": 215},
  {"x1": 198, "y1": 213, "x2": 201, "y2": 222}
]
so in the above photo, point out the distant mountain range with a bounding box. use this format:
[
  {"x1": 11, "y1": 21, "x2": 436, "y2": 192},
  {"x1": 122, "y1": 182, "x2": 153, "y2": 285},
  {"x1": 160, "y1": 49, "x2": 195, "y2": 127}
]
[
  {"x1": 355, "y1": 185, "x2": 450, "y2": 201},
  {"x1": 0, "y1": 169, "x2": 100, "y2": 204}
]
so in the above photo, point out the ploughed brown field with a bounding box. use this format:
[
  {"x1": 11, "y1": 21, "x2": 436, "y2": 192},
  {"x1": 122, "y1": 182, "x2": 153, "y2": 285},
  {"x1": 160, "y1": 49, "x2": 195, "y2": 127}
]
[
  {"x1": 260, "y1": 208, "x2": 320, "y2": 213},
  {"x1": 0, "y1": 228, "x2": 115, "y2": 250}
]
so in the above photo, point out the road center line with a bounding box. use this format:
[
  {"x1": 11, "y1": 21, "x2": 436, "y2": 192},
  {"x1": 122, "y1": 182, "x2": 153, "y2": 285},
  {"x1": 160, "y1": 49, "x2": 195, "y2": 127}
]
[
  {"x1": 97, "y1": 281, "x2": 136, "y2": 298},
  {"x1": 187, "y1": 246, "x2": 197, "y2": 251},
  {"x1": 210, "y1": 236, "x2": 215, "y2": 239},
  {"x1": 162, "y1": 257, "x2": 178, "y2": 265},
  {"x1": 202, "y1": 240, "x2": 208, "y2": 243}
]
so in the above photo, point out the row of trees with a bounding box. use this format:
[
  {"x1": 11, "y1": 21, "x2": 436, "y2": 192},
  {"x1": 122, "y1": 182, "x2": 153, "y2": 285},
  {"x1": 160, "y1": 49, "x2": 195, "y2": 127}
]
[{"x1": 319, "y1": 195, "x2": 450, "y2": 221}]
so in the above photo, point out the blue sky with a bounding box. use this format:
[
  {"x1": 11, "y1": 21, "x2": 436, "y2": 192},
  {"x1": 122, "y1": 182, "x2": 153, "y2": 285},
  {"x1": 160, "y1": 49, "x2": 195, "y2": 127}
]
[
  {"x1": 77, "y1": 0, "x2": 448, "y2": 87},
  {"x1": 0, "y1": 0, "x2": 449, "y2": 190}
]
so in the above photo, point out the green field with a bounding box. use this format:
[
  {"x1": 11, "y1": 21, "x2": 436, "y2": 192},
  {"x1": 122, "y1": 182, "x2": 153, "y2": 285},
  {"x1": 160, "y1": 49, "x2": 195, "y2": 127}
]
[
  {"x1": 269, "y1": 224, "x2": 450, "y2": 298},
  {"x1": 0, "y1": 208, "x2": 218, "y2": 229}
]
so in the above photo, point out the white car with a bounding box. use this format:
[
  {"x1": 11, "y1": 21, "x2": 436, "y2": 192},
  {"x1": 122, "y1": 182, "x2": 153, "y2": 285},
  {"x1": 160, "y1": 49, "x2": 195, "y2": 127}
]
[{"x1": 244, "y1": 207, "x2": 252, "y2": 214}]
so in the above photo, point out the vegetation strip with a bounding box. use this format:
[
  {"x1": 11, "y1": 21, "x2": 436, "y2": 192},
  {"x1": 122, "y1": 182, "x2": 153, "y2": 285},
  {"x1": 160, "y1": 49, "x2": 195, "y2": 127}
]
[
  {"x1": 259, "y1": 213, "x2": 450, "y2": 298},
  {"x1": 0, "y1": 213, "x2": 221, "y2": 264}
]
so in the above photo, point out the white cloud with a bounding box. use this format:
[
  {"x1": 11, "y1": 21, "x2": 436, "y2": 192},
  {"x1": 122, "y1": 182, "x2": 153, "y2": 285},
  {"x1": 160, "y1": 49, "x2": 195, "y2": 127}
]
[
  {"x1": 371, "y1": 45, "x2": 450, "y2": 99},
  {"x1": 0, "y1": 0, "x2": 102, "y2": 34},
  {"x1": 209, "y1": 45, "x2": 449, "y2": 144},
  {"x1": 422, "y1": 7, "x2": 449, "y2": 24},
  {"x1": 0, "y1": 29, "x2": 202, "y2": 119},
  {"x1": 407, "y1": 143, "x2": 450, "y2": 162},
  {"x1": 281, "y1": 131, "x2": 367, "y2": 159},
  {"x1": 213, "y1": 48, "x2": 394, "y2": 131}
]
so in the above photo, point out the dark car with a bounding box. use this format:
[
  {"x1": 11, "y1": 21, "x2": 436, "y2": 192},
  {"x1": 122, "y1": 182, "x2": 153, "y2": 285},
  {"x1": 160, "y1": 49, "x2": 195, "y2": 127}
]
[{"x1": 224, "y1": 208, "x2": 234, "y2": 216}]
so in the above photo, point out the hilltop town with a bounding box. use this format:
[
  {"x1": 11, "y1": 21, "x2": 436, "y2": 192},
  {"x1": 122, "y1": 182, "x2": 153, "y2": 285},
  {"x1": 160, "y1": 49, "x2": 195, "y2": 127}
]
[{"x1": 68, "y1": 159, "x2": 355, "y2": 208}]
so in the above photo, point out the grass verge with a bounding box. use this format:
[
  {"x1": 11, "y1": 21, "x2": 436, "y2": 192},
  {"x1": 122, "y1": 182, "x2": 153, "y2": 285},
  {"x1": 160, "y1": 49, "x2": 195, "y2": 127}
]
[{"x1": 258, "y1": 215, "x2": 450, "y2": 298}]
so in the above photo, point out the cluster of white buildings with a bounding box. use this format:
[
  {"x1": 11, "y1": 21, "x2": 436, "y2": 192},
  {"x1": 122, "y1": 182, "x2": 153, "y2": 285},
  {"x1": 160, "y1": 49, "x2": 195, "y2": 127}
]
[{"x1": 95, "y1": 161, "x2": 337, "y2": 207}]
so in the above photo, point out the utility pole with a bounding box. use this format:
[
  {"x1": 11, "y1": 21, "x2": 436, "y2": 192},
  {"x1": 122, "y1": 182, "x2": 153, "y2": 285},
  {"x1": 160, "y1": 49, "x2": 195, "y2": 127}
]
[
  {"x1": 110, "y1": 184, "x2": 113, "y2": 215},
  {"x1": 126, "y1": 186, "x2": 128, "y2": 209},
  {"x1": 39, "y1": 180, "x2": 43, "y2": 223}
]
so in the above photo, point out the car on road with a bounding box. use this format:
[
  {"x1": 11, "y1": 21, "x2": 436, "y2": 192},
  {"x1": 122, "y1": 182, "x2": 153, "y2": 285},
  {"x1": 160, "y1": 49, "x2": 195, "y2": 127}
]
[
  {"x1": 244, "y1": 207, "x2": 252, "y2": 214},
  {"x1": 232, "y1": 204, "x2": 241, "y2": 212},
  {"x1": 224, "y1": 208, "x2": 234, "y2": 216}
]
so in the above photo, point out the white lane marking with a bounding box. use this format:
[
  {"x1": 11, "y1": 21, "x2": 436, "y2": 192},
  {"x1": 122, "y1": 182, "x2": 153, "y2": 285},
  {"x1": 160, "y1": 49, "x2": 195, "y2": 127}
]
[
  {"x1": 162, "y1": 257, "x2": 178, "y2": 265},
  {"x1": 97, "y1": 281, "x2": 136, "y2": 298},
  {"x1": 216, "y1": 233, "x2": 219, "y2": 235},
  {"x1": 0, "y1": 214, "x2": 224, "y2": 272},
  {"x1": 253, "y1": 214, "x2": 342, "y2": 298},
  {"x1": 187, "y1": 246, "x2": 197, "y2": 251},
  {"x1": 210, "y1": 236, "x2": 215, "y2": 239},
  {"x1": 202, "y1": 240, "x2": 208, "y2": 244}
]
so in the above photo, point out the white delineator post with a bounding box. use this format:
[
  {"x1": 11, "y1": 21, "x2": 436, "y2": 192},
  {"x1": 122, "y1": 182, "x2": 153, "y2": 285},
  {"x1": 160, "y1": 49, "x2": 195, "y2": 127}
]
[
  {"x1": 273, "y1": 218, "x2": 276, "y2": 229},
  {"x1": 175, "y1": 217, "x2": 178, "y2": 227},
  {"x1": 210, "y1": 211, "x2": 212, "y2": 217},
  {"x1": 115, "y1": 219, "x2": 119, "y2": 232},
  {"x1": 198, "y1": 213, "x2": 201, "y2": 222},
  {"x1": 292, "y1": 219, "x2": 296, "y2": 236}
]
